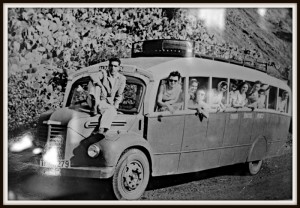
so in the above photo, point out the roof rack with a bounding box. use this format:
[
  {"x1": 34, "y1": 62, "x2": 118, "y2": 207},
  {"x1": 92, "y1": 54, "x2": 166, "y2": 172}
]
[
  {"x1": 131, "y1": 39, "x2": 268, "y2": 74},
  {"x1": 195, "y1": 53, "x2": 268, "y2": 74},
  {"x1": 131, "y1": 39, "x2": 195, "y2": 58}
]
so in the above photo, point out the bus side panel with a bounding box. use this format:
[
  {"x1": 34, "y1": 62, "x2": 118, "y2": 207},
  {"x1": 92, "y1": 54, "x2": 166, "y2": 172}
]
[
  {"x1": 152, "y1": 154, "x2": 181, "y2": 176},
  {"x1": 264, "y1": 113, "x2": 278, "y2": 141},
  {"x1": 178, "y1": 150, "x2": 221, "y2": 174},
  {"x1": 277, "y1": 115, "x2": 291, "y2": 141},
  {"x1": 251, "y1": 112, "x2": 266, "y2": 143},
  {"x1": 206, "y1": 113, "x2": 226, "y2": 148},
  {"x1": 219, "y1": 148, "x2": 235, "y2": 166},
  {"x1": 146, "y1": 115, "x2": 184, "y2": 176},
  {"x1": 222, "y1": 113, "x2": 240, "y2": 146},
  {"x1": 237, "y1": 112, "x2": 254, "y2": 145},
  {"x1": 233, "y1": 146, "x2": 250, "y2": 163},
  {"x1": 181, "y1": 114, "x2": 208, "y2": 151},
  {"x1": 267, "y1": 140, "x2": 286, "y2": 158},
  {"x1": 265, "y1": 114, "x2": 290, "y2": 158}
]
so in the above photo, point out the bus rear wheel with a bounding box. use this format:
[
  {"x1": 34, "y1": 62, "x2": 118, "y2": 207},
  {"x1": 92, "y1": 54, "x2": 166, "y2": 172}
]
[
  {"x1": 247, "y1": 160, "x2": 263, "y2": 175},
  {"x1": 112, "y1": 149, "x2": 150, "y2": 200}
]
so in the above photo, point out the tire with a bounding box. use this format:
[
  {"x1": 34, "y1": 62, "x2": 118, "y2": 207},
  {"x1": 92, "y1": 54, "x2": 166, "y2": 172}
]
[
  {"x1": 247, "y1": 160, "x2": 263, "y2": 175},
  {"x1": 112, "y1": 149, "x2": 150, "y2": 200}
]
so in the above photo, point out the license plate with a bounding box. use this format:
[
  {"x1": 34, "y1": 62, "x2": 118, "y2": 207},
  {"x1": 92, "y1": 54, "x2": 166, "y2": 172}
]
[{"x1": 40, "y1": 159, "x2": 70, "y2": 168}]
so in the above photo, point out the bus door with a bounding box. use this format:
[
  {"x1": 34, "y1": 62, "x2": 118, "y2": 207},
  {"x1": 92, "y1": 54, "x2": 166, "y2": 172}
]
[{"x1": 145, "y1": 111, "x2": 185, "y2": 176}]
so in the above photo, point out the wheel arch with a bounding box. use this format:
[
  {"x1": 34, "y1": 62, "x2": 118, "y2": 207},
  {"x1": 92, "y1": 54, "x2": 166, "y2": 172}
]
[
  {"x1": 101, "y1": 134, "x2": 154, "y2": 175},
  {"x1": 247, "y1": 135, "x2": 268, "y2": 162},
  {"x1": 118, "y1": 145, "x2": 153, "y2": 176}
]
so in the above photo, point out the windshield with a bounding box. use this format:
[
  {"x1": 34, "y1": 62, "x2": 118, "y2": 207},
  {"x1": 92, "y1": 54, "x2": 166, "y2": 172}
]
[{"x1": 67, "y1": 75, "x2": 145, "y2": 114}]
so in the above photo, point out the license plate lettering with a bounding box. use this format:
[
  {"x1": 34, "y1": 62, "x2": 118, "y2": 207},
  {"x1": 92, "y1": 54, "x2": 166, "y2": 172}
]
[{"x1": 40, "y1": 160, "x2": 70, "y2": 168}]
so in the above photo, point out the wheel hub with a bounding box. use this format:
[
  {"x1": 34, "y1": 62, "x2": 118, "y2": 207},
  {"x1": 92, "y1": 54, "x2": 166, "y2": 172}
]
[{"x1": 123, "y1": 162, "x2": 143, "y2": 191}]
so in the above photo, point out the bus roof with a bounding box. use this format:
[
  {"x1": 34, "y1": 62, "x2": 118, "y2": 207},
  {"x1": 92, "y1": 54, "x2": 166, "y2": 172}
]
[{"x1": 121, "y1": 57, "x2": 290, "y2": 92}]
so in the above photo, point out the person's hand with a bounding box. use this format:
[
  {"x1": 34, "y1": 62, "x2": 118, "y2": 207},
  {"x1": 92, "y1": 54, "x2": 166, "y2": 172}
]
[{"x1": 167, "y1": 104, "x2": 175, "y2": 114}]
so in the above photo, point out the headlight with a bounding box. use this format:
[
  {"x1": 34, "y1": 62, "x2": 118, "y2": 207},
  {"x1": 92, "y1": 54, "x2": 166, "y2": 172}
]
[{"x1": 87, "y1": 144, "x2": 101, "y2": 158}]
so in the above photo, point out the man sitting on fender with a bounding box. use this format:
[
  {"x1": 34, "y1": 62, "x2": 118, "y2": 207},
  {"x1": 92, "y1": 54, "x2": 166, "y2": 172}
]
[{"x1": 87, "y1": 57, "x2": 126, "y2": 135}]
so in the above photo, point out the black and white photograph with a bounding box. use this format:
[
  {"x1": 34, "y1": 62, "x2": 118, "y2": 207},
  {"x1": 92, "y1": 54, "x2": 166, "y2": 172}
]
[{"x1": 4, "y1": 3, "x2": 296, "y2": 204}]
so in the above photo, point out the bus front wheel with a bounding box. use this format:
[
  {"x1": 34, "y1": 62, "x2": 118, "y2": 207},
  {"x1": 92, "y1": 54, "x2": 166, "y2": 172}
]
[
  {"x1": 247, "y1": 160, "x2": 263, "y2": 175},
  {"x1": 112, "y1": 149, "x2": 150, "y2": 200}
]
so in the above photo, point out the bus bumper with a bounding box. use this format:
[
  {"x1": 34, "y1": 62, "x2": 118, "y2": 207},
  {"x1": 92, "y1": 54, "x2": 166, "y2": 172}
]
[{"x1": 29, "y1": 163, "x2": 115, "y2": 179}]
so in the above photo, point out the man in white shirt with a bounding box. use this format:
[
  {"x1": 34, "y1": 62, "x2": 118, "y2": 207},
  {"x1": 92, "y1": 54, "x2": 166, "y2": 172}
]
[{"x1": 88, "y1": 57, "x2": 126, "y2": 135}]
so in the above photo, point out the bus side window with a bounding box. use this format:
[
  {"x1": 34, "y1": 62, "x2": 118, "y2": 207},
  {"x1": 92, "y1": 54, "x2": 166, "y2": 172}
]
[
  {"x1": 188, "y1": 77, "x2": 209, "y2": 106},
  {"x1": 268, "y1": 86, "x2": 277, "y2": 110},
  {"x1": 155, "y1": 77, "x2": 185, "y2": 112},
  {"x1": 277, "y1": 89, "x2": 289, "y2": 113},
  {"x1": 209, "y1": 78, "x2": 228, "y2": 110},
  {"x1": 229, "y1": 79, "x2": 242, "y2": 106}
]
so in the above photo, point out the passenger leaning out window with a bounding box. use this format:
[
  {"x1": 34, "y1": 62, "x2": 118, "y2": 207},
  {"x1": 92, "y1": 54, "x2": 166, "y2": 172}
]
[
  {"x1": 209, "y1": 81, "x2": 227, "y2": 112},
  {"x1": 247, "y1": 89, "x2": 267, "y2": 109},
  {"x1": 188, "y1": 79, "x2": 199, "y2": 102},
  {"x1": 277, "y1": 91, "x2": 289, "y2": 112},
  {"x1": 157, "y1": 71, "x2": 182, "y2": 113},
  {"x1": 230, "y1": 82, "x2": 250, "y2": 108},
  {"x1": 188, "y1": 88, "x2": 209, "y2": 119}
]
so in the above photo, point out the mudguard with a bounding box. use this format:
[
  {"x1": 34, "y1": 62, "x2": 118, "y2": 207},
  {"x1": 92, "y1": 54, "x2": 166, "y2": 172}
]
[
  {"x1": 97, "y1": 133, "x2": 154, "y2": 172},
  {"x1": 247, "y1": 135, "x2": 268, "y2": 162}
]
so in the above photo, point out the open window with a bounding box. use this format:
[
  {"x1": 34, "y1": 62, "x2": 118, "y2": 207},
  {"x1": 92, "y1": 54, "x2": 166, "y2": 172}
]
[
  {"x1": 119, "y1": 76, "x2": 145, "y2": 114},
  {"x1": 277, "y1": 89, "x2": 289, "y2": 113},
  {"x1": 67, "y1": 76, "x2": 91, "y2": 107},
  {"x1": 188, "y1": 76, "x2": 209, "y2": 106},
  {"x1": 210, "y1": 77, "x2": 228, "y2": 106},
  {"x1": 66, "y1": 76, "x2": 145, "y2": 114},
  {"x1": 155, "y1": 77, "x2": 185, "y2": 112},
  {"x1": 267, "y1": 86, "x2": 277, "y2": 110}
]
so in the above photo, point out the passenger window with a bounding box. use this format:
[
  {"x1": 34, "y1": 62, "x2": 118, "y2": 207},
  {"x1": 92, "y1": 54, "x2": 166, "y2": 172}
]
[
  {"x1": 277, "y1": 89, "x2": 289, "y2": 113},
  {"x1": 209, "y1": 78, "x2": 228, "y2": 110},
  {"x1": 268, "y1": 86, "x2": 277, "y2": 110},
  {"x1": 188, "y1": 77, "x2": 209, "y2": 106},
  {"x1": 69, "y1": 78, "x2": 91, "y2": 107},
  {"x1": 155, "y1": 75, "x2": 185, "y2": 113},
  {"x1": 229, "y1": 79, "x2": 242, "y2": 106},
  {"x1": 119, "y1": 81, "x2": 144, "y2": 114}
]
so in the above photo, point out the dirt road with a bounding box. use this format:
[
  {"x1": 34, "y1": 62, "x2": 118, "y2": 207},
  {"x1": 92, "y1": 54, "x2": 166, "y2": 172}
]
[{"x1": 7, "y1": 145, "x2": 292, "y2": 201}]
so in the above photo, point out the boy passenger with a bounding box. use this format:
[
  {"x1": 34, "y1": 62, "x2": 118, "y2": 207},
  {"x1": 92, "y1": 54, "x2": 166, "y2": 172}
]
[
  {"x1": 157, "y1": 71, "x2": 182, "y2": 113},
  {"x1": 188, "y1": 88, "x2": 209, "y2": 119}
]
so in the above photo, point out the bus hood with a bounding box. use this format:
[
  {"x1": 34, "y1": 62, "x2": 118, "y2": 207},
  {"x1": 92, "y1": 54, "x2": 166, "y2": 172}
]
[
  {"x1": 48, "y1": 107, "x2": 91, "y2": 126},
  {"x1": 45, "y1": 107, "x2": 139, "y2": 140}
]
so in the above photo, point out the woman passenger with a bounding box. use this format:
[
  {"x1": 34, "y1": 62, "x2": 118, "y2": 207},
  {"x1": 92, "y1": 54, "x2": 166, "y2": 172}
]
[
  {"x1": 157, "y1": 71, "x2": 182, "y2": 113},
  {"x1": 277, "y1": 91, "x2": 289, "y2": 112},
  {"x1": 209, "y1": 81, "x2": 227, "y2": 111},
  {"x1": 230, "y1": 82, "x2": 250, "y2": 108}
]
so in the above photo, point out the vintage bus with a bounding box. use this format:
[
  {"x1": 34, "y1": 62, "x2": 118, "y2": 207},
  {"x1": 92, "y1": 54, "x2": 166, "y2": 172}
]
[{"x1": 33, "y1": 39, "x2": 291, "y2": 200}]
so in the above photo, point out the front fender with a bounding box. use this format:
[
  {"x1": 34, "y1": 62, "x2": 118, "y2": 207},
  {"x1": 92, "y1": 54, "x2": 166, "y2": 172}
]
[{"x1": 99, "y1": 133, "x2": 153, "y2": 168}]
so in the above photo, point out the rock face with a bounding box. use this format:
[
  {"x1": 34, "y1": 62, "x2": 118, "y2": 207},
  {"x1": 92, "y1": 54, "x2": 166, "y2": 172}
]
[{"x1": 220, "y1": 8, "x2": 292, "y2": 76}]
